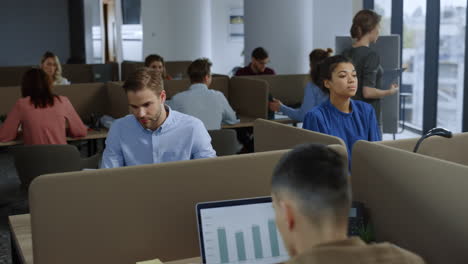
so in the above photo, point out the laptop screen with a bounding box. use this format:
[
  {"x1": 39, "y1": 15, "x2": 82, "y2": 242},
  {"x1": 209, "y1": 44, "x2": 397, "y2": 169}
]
[{"x1": 196, "y1": 197, "x2": 289, "y2": 264}]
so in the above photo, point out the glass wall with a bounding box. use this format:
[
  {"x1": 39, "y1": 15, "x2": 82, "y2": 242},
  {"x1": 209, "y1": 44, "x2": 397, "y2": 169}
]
[
  {"x1": 374, "y1": 0, "x2": 392, "y2": 35},
  {"x1": 437, "y1": 0, "x2": 466, "y2": 132},
  {"x1": 401, "y1": 1, "x2": 427, "y2": 131}
]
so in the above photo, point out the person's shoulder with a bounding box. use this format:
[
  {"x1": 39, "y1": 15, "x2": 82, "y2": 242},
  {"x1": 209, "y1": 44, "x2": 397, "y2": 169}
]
[
  {"x1": 170, "y1": 90, "x2": 188, "y2": 100},
  {"x1": 265, "y1": 67, "x2": 276, "y2": 74},
  {"x1": 306, "y1": 101, "x2": 328, "y2": 117},
  {"x1": 57, "y1": 95, "x2": 70, "y2": 102},
  {"x1": 111, "y1": 115, "x2": 135, "y2": 129},
  {"x1": 208, "y1": 88, "x2": 226, "y2": 98},
  {"x1": 172, "y1": 110, "x2": 206, "y2": 131},
  {"x1": 171, "y1": 110, "x2": 203, "y2": 125},
  {"x1": 16, "y1": 97, "x2": 30, "y2": 104},
  {"x1": 305, "y1": 81, "x2": 320, "y2": 90},
  {"x1": 352, "y1": 100, "x2": 374, "y2": 113},
  {"x1": 234, "y1": 66, "x2": 250, "y2": 76},
  {"x1": 373, "y1": 242, "x2": 426, "y2": 263}
]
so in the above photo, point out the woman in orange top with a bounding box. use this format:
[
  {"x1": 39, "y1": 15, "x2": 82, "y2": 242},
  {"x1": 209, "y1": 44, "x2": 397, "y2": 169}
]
[
  {"x1": 144, "y1": 54, "x2": 173, "y2": 80},
  {"x1": 0, "y1": 69, "x2": 87, "y2": 145}
]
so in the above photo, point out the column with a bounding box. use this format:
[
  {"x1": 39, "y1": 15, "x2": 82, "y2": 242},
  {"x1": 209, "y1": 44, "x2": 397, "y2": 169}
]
[{"x1": 244, "y1": 0, "x2": 313, "y2": 74}]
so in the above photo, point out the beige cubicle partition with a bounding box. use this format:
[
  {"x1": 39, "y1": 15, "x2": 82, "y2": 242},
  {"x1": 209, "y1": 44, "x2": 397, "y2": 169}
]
[
  {"x1": 105, "y1": 81, "x2": 128, "y2": 118},
  {"x1": 0, "y1": 82, "x2": 109, "y2": 122},
  {"x1": 54, "y1": 83, "x2": 108, "y2": 122},
  {"x1": 379, "y1": 132, "x2": 468, "y2": 166},
  {"x1": 29, "y1": 150, "x2": 288, "y2": 264},
  {"x1": 352, "y1": 141, "x2": 468, "y2": 264},
  {"x1": 121, "y1": 60, "x2": 192, "y2": 81},
  {"x1": 254, "y1": 119, "x2": 345, "y2": 153},
  {"x1": 229, "y1": 77, "x2": 269, "y2": 119},
  {"x1": 61, "y1": 64, "x2": 94, "y2": 83},
  {"x1": 0, "y1": 86, "x2": 21, "y2": 115},
  {"x1": 120, "y1": 61, "x2": 144, "y2": 81},
  {"x1": 164, "y1": 60, "x2": 192, "y2": 78},
  {"x1": 0, "y1": 66, "x2": 32, "y2": 87},
  {"x1": 245, "y1": 74, "x2": 308, "y2": 106}
]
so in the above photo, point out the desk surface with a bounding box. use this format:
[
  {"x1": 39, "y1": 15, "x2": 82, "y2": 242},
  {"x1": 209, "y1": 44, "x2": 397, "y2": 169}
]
[
  {"x1": 166, "y1": 257, "x2": 201, "y2": 264},
  {"x1": 222, "y1": 115, "x2": 295, "y2": 129},
  {"x1": 9, "y1": 213, "x2": 200, "y2": 264},
  {"x1": 9, "y1": 214, "x2": 32, "y2": 264},
  {"x1": 0, "y1": 129, "x2": 108, "y2": 147},
  {"x1": 0, "y1": 116, "x2": 296, "y2": 146}
]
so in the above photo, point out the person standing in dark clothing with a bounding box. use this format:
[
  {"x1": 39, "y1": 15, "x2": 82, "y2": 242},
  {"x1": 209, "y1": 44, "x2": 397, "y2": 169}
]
[{"x1": 342, "y1": 9, "x2": 398, "y2": 125}]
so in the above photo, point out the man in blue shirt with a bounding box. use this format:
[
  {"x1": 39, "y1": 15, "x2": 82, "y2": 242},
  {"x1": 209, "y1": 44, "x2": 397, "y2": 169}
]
[
  {"x1": 167, "y1": 58, "x2": 239, "y2": 130},
  {"x1": 101, "y1": 68, "x2": 216, "y2": 168}
]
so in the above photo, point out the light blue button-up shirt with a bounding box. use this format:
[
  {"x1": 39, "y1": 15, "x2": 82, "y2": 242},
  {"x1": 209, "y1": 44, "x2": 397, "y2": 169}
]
[
  {"x1": 167, "y1": 83, "x2": 239, "y2": 130},
  {"x1": 101, "y1": 106, "x2": 216, "y2": 168}
]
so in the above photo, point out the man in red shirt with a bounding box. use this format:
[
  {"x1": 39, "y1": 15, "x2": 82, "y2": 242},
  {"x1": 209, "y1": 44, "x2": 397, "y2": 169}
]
[{"x1": 235, "y1": 47, "x2": 276, "y2": 76}]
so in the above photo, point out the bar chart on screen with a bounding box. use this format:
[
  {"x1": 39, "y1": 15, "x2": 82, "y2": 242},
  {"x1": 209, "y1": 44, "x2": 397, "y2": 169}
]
[{"x1": 200, "y1": 202, "x2": 289, "y2": 264}]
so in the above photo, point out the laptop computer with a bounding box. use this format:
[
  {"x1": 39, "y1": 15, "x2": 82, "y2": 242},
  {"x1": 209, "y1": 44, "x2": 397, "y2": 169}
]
[{"x1": 196, "y1": 197, "x2": 289, "y2": 264}]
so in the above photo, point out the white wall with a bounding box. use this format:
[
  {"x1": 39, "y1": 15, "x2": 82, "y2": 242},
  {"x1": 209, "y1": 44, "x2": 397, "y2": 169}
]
[
  {"x1": 210, "y1": 0, "x2": 244, "y2": 75},
  {"x1": 312, "y1": 0, "x2": 363, "y2": 51},
  {"x1": 142, "y1": 0, "x2": 212, "y2": 61}
]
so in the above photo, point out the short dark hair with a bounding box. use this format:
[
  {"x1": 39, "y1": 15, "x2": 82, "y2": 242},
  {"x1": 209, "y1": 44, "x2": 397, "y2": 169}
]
[
  {"x1": 272, "y1": 144, "x2": 350, "y2": 224},
  {"x1": 350, "y1": 9, "x2": 381, "y2": 40},
  {"x1": 312, "y1": 55, "x2": 353, "y2": 94},
  {"x1": 123, "y1": 67, "x2": 164, "y2": 94},
  {"x1": 144, "y1": 54, "x2": 165, "y2": 67},
  {"x1": 21, "y1": 68, "x2": 58, "y2": 108},
  {"x1": 187, "y1": 58, "x2": 212, "y2": 83},
  {"x1": 252, "y1": 47, "x2": 269, "y2": 60}
]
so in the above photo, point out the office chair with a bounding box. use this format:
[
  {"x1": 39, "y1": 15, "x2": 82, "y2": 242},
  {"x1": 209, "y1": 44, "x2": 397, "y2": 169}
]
[
  {"x1": 208, "y1": 129, "x2": 241, "y2": 156},
  {"x1": 13, "y1": 144, "x2": 101, "y2": 189}
]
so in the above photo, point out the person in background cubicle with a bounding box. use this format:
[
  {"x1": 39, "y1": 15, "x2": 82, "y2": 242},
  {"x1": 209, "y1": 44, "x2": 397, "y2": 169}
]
[
  {"x1": 167, "y1": 58, "x2": 239, "y2": 130},
  {"x1": 342, "y1": 9, "x2": 398, "y2": 125},
  {"x1": 144, "y1": 54, "x2": 173, "y2": 80},
  {"x1": 235, "y1": 47, "x2": 276, "y2": 152},
  {"x1": 269, "y1": 48, "x2": 332, "y2": 122},
  {"x1": 40, "y1": 51, "x2": 70, "y2": 85},
  {"x1": 235, "y1": 47, "x2": 276, "y2": 76},
  {"x1": 271, "y1": 143, "x2": 426, "y2": 264},
  {"x1": 0, "y1": 69, "x2": 87, "y2": 144},
  {"x1": 100, "y1": 67, "x2": 216, "y2": 168},
  {"x1": 302, "y1": 55, "x2": 381, "y2": 162}
]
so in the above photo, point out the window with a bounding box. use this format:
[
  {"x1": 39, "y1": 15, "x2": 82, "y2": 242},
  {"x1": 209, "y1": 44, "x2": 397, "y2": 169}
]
[
  {"x1": 401, "y1": 1, "x2": 427, "y2": 130},
  {"x1": 437, "y1": 0, "x2": 466, "y2": 132},
  {"x1": 374, "y1": 0, "x2": 392, "y2": 35}
]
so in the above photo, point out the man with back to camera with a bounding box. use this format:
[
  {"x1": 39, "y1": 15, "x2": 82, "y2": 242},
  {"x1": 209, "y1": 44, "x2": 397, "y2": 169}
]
[
  {"x1": 100, "y1": 67, "x2": 216, "y2": 168},
  {"x1": 271, "y1": 143, "x2": 425, "y2": 263},
  {"x1": 167, "y1": 58, "x2": 239, "y2": 130},
  {"x1": 235, "y1": 47, "x2": 276, "y2": 76}
]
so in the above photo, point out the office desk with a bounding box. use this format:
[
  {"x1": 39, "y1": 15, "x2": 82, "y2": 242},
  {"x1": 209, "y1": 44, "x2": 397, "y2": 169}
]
[
  {"x1": 9, "y1": 214, "x2": 32, "y2": 264},
  {"x1": 222, "y1": 115, "x2": 296, "y2": 129},
  {"x1": 9, "y1": 214, "x2": 201, "y2": 264},
  {"x1": 0, "y1": 129, "x2": 108, "y2": 155},
  {"x1": 166, "y1": 257, "x2": 201, "y2": 264},
  {"x1": 1, "y1": 116, "x2": 295, "y2": 147}
]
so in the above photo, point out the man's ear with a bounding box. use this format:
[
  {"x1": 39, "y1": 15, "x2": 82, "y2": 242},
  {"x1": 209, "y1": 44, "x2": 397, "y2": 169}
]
[
  {"x1": 280, "y1": 201, "x2": 296, "y2": 231},
  {"x1": 160, "y1": 90, "x2": 167, "y2": 104},
  {"x1": 203, "y1": 74, "x2": 210, "y2": 83}
]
